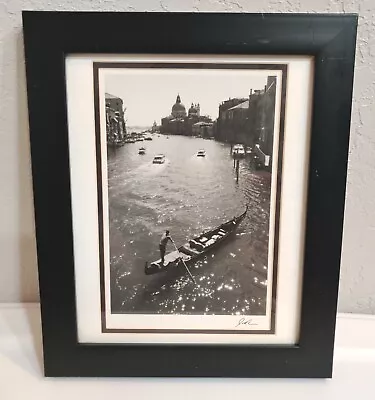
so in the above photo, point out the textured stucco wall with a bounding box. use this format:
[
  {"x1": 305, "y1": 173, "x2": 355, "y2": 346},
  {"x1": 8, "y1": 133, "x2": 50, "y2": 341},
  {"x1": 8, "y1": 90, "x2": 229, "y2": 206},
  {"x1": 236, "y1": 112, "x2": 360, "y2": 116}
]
[{"x1": 0, "y1": 0, "x2": 374, "y2": 313}]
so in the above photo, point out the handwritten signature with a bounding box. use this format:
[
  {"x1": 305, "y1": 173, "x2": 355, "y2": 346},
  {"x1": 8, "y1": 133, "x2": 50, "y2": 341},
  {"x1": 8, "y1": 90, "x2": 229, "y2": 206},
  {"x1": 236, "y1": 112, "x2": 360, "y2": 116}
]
[{"x1": 235, "y1": 317, "x2": 258, "y2": 328}]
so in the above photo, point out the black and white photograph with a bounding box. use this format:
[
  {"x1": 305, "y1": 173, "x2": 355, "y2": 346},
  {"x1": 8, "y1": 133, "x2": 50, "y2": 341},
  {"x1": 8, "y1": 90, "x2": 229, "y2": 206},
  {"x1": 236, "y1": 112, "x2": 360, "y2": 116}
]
[{"x1": 95, "y1": 62, "x2": 286, "y2": 333}]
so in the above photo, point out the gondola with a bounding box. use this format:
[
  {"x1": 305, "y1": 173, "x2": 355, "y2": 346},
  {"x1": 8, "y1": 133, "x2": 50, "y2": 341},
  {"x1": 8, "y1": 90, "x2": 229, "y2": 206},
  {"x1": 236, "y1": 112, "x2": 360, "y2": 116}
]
[{"x1": 144, "y1": 206, "x2": 248, "y2": 276}]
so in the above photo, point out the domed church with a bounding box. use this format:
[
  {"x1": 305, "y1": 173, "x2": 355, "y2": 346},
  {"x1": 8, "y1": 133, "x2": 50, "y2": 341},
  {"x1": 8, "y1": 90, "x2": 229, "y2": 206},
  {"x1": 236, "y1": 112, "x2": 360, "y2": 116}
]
[
  {"x1": 160, "y1": 94, "x2": 212, "y2": 136},
  {"x1": 188, "y1": 102, "x2": 200, "y2": 117},
  {"x1": 171, "y1": 94, "x2": 187, "y2": 119}
]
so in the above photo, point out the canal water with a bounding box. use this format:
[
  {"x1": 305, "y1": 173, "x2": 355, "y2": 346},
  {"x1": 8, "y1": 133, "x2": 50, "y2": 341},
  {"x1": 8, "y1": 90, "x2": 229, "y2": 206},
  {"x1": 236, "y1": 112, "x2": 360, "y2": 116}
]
[{"x1": 107, "y1": 134, "x2": 271, "y2": 315}]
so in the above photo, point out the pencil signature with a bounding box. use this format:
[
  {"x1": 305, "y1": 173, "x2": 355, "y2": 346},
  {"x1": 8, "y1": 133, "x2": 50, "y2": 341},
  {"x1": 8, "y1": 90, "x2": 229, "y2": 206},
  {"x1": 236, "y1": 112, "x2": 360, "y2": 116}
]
[{"x1": 235, "y1": 318, "x2": 258, "y2": 328}]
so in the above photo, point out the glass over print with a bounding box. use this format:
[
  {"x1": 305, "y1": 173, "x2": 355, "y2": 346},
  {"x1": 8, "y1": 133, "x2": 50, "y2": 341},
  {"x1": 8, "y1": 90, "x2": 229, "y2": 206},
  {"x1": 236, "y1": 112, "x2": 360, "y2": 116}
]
[{"x1": 66, "y1": 55, "x2": 311, "y2": 343}]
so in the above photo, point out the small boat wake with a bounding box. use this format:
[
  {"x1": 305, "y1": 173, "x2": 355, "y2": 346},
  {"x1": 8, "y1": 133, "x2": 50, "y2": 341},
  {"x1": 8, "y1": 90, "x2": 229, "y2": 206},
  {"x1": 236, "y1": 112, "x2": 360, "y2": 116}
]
[{"x1": 134, "y1": 158, "x2": 170, "y2": 176}]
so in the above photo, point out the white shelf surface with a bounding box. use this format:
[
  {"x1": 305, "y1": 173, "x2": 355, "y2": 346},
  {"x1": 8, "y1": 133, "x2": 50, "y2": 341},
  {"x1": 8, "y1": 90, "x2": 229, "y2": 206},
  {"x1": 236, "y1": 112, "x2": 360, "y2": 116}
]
[{"x1": 1, "y1": 303, "x2": 375, "y2": 399}]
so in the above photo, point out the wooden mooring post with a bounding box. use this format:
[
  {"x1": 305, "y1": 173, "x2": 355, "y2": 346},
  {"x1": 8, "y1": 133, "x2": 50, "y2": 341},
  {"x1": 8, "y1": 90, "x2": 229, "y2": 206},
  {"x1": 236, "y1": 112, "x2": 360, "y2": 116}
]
[{"x1": 236, "y1": 159, "x2": 240, "y2": 183}]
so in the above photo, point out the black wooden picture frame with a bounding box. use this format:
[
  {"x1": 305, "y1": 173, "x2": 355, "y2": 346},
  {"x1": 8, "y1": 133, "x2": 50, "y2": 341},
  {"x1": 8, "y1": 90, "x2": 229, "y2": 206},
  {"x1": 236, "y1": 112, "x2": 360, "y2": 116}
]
[{"x1": 22, "y1": 11, "x2": 357, "y2": 378}]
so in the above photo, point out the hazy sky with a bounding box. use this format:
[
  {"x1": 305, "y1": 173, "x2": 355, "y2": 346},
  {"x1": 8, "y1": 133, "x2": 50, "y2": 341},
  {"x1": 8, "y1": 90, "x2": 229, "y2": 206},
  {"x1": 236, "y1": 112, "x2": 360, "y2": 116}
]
[{"x1": 105, "y1": 69, "x2": 269, "y2": 127}]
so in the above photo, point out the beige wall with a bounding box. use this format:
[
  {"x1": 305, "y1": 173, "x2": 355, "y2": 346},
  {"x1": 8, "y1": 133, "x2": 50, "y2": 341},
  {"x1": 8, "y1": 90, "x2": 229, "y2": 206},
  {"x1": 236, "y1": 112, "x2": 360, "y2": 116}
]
[{"x1": 0, "y1": 0, "x2": 374, "y2": 313}]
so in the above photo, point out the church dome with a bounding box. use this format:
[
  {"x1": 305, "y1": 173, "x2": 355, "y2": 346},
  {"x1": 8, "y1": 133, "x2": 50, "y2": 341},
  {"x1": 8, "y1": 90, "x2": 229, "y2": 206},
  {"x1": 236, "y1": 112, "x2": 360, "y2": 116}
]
[
  {"x1": 188, "y1": 103, "x2": 196, "y2": 113},
  {"x1": 173, "y1": 103, "x2": 186, "y2": 112},
  {"x1": 171, "y1": 94, "x2": 187, "y2": 118}
]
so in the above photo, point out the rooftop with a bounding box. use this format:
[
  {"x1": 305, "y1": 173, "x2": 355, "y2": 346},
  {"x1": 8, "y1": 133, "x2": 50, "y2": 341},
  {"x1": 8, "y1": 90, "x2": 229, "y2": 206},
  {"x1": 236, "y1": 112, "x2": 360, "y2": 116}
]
[
  {"x1": 193, "y1": 121, "x2": 213, "y2": 126},
  {"x1": 105, "y1": 92, "x2": 121, "y2": 100},
  {"x1": 227, "y1": 100, "x2": 249, "y2": 111}
]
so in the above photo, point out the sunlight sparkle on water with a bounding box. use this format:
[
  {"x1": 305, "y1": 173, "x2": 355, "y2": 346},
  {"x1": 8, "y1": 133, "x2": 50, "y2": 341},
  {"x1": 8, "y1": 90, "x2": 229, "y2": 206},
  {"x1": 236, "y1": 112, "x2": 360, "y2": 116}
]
[{"x1": 108, "y1": 137, "x2": 270, "y2": 315}]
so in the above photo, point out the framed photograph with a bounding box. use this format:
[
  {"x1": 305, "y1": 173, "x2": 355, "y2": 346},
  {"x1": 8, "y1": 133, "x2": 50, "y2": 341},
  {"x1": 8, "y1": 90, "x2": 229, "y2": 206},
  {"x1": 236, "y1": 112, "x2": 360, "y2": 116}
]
[
  {"x1": 23, "y1": 12, "x2": 357, "y2": 378},
  {"x1": 87, "y1": 61, "x2": 285, "y2": 339}
]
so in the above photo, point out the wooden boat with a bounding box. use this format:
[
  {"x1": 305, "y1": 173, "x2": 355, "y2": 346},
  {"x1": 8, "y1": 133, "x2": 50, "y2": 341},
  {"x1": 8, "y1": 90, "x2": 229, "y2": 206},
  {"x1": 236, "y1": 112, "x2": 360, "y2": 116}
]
[{"x1": 144, "y1": 206, "x2": 248, "y2": 275}]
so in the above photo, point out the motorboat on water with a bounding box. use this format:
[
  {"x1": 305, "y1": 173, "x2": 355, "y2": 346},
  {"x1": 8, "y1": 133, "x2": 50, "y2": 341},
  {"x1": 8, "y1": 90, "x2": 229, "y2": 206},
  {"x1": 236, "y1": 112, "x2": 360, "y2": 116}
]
[
  {"x1": 232, "y1": 144, "x2": 245, "y2": 157},
  {"x1": 152, "y1": 154, "x2": 165, "y2": 164}
]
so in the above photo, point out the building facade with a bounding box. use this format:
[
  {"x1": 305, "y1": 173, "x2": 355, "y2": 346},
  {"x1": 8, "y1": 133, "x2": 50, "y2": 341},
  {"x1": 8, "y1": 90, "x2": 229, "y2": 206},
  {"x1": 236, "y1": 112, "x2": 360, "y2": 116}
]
[
  {"x1": 253, "y1": 76, "x2": 277, "y2": 169},
  {"x1": 105, "y1": 92, "x2": 126, "y2": 145},
  {"x1": 160, "y1": 95, "x2": 213, "y2": 136},
  {"x1": 215, "y1": 98, "x2": 248, "y2": 143},
  {"x1": 192, "y1": 121, "x2": 214, "y2": 137},
  {"x1": 215, "y1": 76, "x2": 277, "y2": 169},
  {"x1": 151, "y1": 121, "x2": 159, "y2": 133}
]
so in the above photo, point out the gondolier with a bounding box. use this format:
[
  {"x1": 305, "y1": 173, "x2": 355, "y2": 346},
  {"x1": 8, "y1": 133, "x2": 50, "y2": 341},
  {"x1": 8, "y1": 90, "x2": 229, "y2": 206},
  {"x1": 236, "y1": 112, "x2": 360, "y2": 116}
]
[
  {"x1": 145, "y1": 205, "x2": 248, "y2": 276},
  {"x1": 159, "y1": 230, "x2": 172, "y2": 265}
]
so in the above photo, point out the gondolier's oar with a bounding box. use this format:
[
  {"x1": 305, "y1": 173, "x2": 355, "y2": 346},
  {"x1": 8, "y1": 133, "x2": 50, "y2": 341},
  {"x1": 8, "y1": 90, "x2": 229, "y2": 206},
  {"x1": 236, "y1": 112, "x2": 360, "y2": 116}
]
[{"x1": 170, "y1": 238, "x2": 196, "y2": 285}]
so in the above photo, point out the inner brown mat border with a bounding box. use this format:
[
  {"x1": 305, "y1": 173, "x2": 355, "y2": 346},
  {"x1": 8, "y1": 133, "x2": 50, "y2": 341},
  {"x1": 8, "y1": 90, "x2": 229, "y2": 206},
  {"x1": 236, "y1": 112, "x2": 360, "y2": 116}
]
[{"x1": 92, "y1": 61, "x2": 288, "y2": 335}]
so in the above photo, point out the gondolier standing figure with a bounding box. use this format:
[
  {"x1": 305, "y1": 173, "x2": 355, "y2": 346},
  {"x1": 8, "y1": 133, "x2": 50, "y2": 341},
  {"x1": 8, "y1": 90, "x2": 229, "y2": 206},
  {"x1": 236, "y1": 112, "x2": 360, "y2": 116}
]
[{"x1": 159, "y1": 230, "x2": 172, "y2": 265}]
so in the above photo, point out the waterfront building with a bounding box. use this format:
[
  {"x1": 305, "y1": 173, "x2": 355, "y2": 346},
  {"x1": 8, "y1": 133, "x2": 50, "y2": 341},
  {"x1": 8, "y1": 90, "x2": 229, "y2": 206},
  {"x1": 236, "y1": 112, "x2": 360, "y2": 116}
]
[
  {"x1": 188, "y1": 103, "x2": 200, "y2": 118},
  {"x1": 151, "y1": 121, "x2": 159, "y2": 133},
  {"x1": 215, "y1": 75, "x2": 277, "y2": 169},
  {"x1": 105, "y1": 93, "x2": 126, "y2": 145},
  {"x1": 253, "y1": 76, "x2": 276, "y2": 169},
  {"x1": 160, "y1": 94, "x2": 186, "y2": 135},
  {"x1": 160, "y1": 95, "x2": 212, "y2": 136},
  {"x1": 171, "y1": 94, "x2": 187, "y2": 118},
  {"x1": 192, "y1": 121, "x2": 214, "y2": 138},
  {"x1": 215, "y1": 98, "x2": 247, "y2": 143}
]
